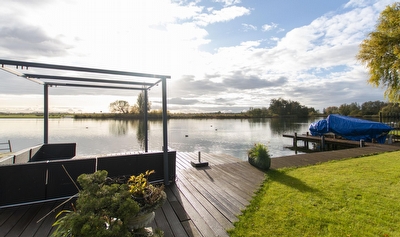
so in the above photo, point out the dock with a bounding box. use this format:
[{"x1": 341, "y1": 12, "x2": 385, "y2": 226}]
[
  {"x1": 1, "y1": 145, "x2": 400, "y2": 237},
  {"x1": 283, "y1": 133, "x2": 384, "y2": 151}
]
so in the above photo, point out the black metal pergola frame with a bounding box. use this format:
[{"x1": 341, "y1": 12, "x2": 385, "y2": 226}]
[{"x1": 0, "y1": 59, "x2": 171, "y2": 184}]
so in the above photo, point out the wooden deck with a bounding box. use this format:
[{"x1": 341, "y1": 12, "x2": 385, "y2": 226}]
[
  {"x1": 271, "y1": 142, "x2": 400, "y2": 169},
  {"x1": 1, "y1": 145, "x2": 400, "y2": 237}
]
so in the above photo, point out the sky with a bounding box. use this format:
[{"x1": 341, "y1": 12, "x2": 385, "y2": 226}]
[{"x1": 0, "y1": 0, "x2": 397, "y2": 113}]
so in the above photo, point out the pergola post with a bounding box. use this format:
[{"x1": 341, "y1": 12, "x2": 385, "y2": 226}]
[
  {"x1": 44, "y1": 84, "x2": 49, "y2": 144},
  {"x1": 162, "y1": 77, "x2": 169, "y2": 185},
  {"x1": 144, "y1": 89, "x2": 148, "y2": 152}
]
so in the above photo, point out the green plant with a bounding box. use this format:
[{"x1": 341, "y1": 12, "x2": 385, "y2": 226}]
[
  {"x1": 128, "y1": 170, "x2": 166, "y2": 212},
  {"x1": 52, "y1": 170, "x2": 166, "y2": 237},
  {"x1": 247, "y1": 143, "x2": 271, "y2": 170}
]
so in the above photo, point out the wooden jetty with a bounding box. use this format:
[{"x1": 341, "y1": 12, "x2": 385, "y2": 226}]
[
  {"x1": 283, "y1": 133, "x2": 375, "y2": 151},
  {"x1": 2, "y1": 146, "x2": 400, "y2": 237}
]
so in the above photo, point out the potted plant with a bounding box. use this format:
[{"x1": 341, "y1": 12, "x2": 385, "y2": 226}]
[
  {"x1": 126, "y1": 170, "x2": 167, "y2": 231},
  {"x1": 52, "y1": 170, "x2": 166, "y2": 237},
  {"x1": 248, "y1": 143, "x2": 271, "y2": 170}
]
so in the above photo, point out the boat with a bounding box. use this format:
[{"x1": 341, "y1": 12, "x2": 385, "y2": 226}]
[{"x1": 309, "y1": 114, "x2": 393, "y2": 144}]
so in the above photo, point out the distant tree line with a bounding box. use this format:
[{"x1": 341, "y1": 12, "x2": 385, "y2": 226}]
[
  {"x1": 247, "y1": 98, "x2": 317, "y2": 117},
  {"x1": 107, "y1": 96, "x2": 400, "y2": 118},
  {"x1": 324, "y1": 101, "x2": 400, "y2": 116}
]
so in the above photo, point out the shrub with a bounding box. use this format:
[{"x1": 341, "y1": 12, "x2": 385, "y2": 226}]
[{"x1": 248, "y1": 143, "x2": 271, "y2": 170}]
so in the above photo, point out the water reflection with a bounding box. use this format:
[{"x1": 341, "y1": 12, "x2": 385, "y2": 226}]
[
  {"x1": 1, "y1": 117, "x2": 320, "y2": 160},
  {"x1": 269, "y1": 117, "x2": 310, "y2": 135},
  {"x1": 136, "y1": 120, "x2": 146, "y2": 150},
  {"x1": 108, "y1": 120, "x2": 129, "y2": 136}
]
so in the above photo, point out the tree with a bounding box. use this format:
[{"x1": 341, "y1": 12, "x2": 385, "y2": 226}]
[
  {"x1": 136, "y1": 92, "x2": 151, "y2": 115},
  {"x1": 109, "y1": 100, "x2": 130, "y2": 113},
  {"x1": 338, "y1": 102, "x2": 360, "y2": 116},
  {"x1": 324, "y1": 106, "x2": 339, "y2": 115},
  {"x1": 361, "y1": 100, "x2": 387, "y2": 115},
  {"x1": 357, "y1": 3, "x2": 400, "y2": 102},
  {"x1": 268, "y1": 98, "x2": 310, "y2": 117}
]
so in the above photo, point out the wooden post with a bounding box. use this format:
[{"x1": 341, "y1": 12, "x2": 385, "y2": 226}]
[
  {"x1": 320, "y1": 136, "x2": 325, "y2": 151},
  {"x1": 305, "y1": 132, "x2": 309, "y2": 149},
  {"x1": 7, "y1": 140, "x2": 12, "y2": 152},
  {"x1": 293, "y1": 133, "x2": 297, "y2": 149}
]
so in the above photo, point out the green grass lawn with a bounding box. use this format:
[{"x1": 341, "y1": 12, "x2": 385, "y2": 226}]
[{"x1": 228, "y1": 151, "x2": 400, "y2": 237}]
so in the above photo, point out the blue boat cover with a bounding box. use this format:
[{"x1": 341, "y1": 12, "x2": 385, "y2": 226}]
[{"x1": 309, "y1": 114, "x2": 393, "y2": 144}]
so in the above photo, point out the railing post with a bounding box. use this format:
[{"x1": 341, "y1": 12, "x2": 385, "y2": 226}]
[
  {"x1": 162, "y1": 77, "x2": 169, "y2": 185},
  {"x1": 44, "y1": 84, "x2": 49, "y2": 144},
  {"x1": 7, "y1": 140, "x2": 12, "y2": 152},
  {"x1": 144, "y1": 89, "x2": 148, "y2": 152}
]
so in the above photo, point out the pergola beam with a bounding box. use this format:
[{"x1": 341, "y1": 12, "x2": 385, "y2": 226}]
[
  {"x1": 0, "y1": 59, "x2": 171, "y2": 79},
  {"x1": 1, "y1": 58, "x2": 171, "y2": 185},
  {"x1": 25, "y1": 74, "x2": 155, "y2": 87}
]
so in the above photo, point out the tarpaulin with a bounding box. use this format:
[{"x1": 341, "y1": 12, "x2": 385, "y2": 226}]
[{"x1": 309, "y1": 114, "x2": 393, "y2": 144}]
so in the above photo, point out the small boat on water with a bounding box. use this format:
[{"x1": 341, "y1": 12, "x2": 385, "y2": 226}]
[{"x1": 309, "y1": 114, "x2": 393, "y2": 144}]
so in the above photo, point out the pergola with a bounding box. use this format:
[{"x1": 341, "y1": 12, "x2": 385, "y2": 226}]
[{"x1": 0, "y1": 59, "x2": 171, "y2": 183}]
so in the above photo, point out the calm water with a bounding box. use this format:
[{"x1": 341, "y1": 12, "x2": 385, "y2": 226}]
[{"x1": 0, "y1": 117, "x2": 321, "y2": 160}]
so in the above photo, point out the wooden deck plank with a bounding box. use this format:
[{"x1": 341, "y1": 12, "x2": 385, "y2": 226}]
[
  {"x1": 175, "y1": 171, "x2": 232, "y2": 236},
  {"x1": 178, "y1": 168, "x2": 239, "y2": 223},
  {"x1": 36, "y1": 201, "x2": 71, "y2": 237},
  {"x1": 154, "y1": 207, "x2": 175, "y2": 237},
  {"x1": 20, "y1": 203, "x2": 57, "y2": 237},
  {"x1": 0, "y1": 207, "x2": 22, "y2": 236},
  {"x1": 159, "y1": 198, "x2": 188, "y2": 237},
  {"x1": 181, "y1": 167, "x2": 243, "y2": 215},
  {"x1": 5, "y1": 205, "x2": 41, "y2": 237},
  {"x1": 168, "y1": 181, "x2": 216, "y2": 237}
]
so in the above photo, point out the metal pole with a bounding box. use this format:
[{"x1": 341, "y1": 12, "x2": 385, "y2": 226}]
[
  {"x1": 162, "y1": 77, "x2": 169, "y2": 185},
  {"x1": 144, "y1": 89, "x2": 148, "y2": 152},
  {"x1": 44, "y1": 84, "x2": 49, "y2": 144}
]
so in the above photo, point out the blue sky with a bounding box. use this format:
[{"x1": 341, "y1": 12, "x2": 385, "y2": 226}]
[{"x1": 0, "y1": 0, "x2": 397, "y2": 113}]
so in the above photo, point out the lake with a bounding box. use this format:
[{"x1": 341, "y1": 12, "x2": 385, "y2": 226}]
[{"x1": 0, "y1": 117, "x2": 321, "y2": 160}]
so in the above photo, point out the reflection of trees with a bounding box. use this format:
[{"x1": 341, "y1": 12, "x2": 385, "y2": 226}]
[
  {"x1": 248, "y1": 118, "x2": 270, "y2": 129},
  {"x1": 270, "y1": 118, "x2": 309, "y2": 135},
  {"x1": 109, "y1": 120, "x2": 129, "y2": 136},
  {"x1": 136, "y1": 120, "x2": 147, "y2": 150}
]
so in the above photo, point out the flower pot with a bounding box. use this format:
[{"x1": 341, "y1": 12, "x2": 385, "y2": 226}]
[
  {"x1": 127, "y1": 211, "x2": 155, "y2": 230},
  {"x1": 248, "y1": 155, "x2": 271, "y2": 170}
]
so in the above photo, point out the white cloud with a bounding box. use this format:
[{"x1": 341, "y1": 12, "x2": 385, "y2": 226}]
[
  {"x1": 0, "y1": 0, "x2": 395, "y2": 113},
  {"x1": 213, "y1": 0, "x2": 242, "y2": 7},
  {"x1": 195, "y1": 5, "x2": 250, "y2": 26},
  {"x1": 242, "y1": 23, "x2": 257, "y2": 31},
  {"x1": 262, "y1": 22, "x2": 278, "y2": 31}
]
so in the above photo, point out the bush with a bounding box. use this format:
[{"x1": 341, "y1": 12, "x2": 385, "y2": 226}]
[{"x1": 247, "y1": 143, "x2": 271, "y2": 170}]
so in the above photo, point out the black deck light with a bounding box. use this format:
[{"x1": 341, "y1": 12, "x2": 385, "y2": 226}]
[{"x1": 190, "y1": 151, "x2": 209, "y2": 167}]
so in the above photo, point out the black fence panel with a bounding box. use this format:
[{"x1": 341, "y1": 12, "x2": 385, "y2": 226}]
[
  {"x1": 0, "y1": 162, "x2": 47, "y2": 207},
  {"x1": 30, "y1": 143, "x2": 76, "y2": 162},
  {"x1": 97, "y1": 151, "x2": 176, "y2": 182},
  {"x1": 0, "y1": 151, "x2": 176, "y2": 207},
  {"x1": 46, "y1": 158, "x2": 96, "y2": 199}
]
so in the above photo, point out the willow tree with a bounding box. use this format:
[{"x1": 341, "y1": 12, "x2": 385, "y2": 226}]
[{"x1": 357, "y1": 2, "x2": 400, "y2": 102}]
